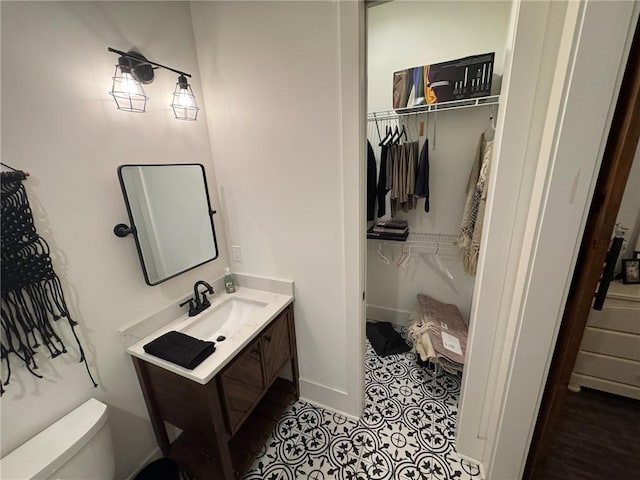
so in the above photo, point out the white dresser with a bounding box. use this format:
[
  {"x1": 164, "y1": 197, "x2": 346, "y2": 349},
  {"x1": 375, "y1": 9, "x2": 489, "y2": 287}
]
[{"x1": 569, "y1": 280, "x2": 640, "y2": 400}]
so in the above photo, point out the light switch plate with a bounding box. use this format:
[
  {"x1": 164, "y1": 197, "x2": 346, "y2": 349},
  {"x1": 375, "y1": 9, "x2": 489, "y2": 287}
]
[{"x1": 231, "y1": 245, "x2": 242, "y2": 262}]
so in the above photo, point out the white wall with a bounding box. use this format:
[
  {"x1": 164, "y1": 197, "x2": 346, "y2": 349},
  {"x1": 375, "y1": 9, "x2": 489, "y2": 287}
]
[
  {"x1": 0, "y1": 2, "x2": 228, "y2": 478},
  {"x1": 616, "y1": 142, "x2": 640, "y2": 261},
  {"x1": 366, "y1": 1, "x2": 511, "y2": 322},
  {"x1": 190, "y1": 1, "x2": 365, "y2": 415}
]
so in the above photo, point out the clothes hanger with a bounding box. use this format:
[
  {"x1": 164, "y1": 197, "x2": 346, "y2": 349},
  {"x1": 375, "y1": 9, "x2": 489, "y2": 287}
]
[
  {"x1": 400, "y1": 247, "x2": 412, "y2": 268},
  {"x1": 399, "y1": 124, "x2": 407, "y2": 143},
  {"x1": 379, "y1": 124, "x2": 392, "y2": 147},
  {"x1": 419, "y1": 252, "x2": 456, "y2": 287},
  {"x1": 484, "y1": 114, "x2": 496, "y2": 141},
  {"x1": 432, "y1": 242, "x2": 454, "y2": 280},
  {"x1": 384, "y1": 125, "x2": 394, "y2": 146},
  {"x1": 390, "y1": 123, "x2": 401, "y2": 144},
  {"x1": 1, "y1": 162, "x2": 30, "y2": 176},
  {"x1": 396, "y1": 245, "x2": 409, "y2": 267},
  {"x1": 377, "y1": 244, "x2": 390, "y2": 264}
]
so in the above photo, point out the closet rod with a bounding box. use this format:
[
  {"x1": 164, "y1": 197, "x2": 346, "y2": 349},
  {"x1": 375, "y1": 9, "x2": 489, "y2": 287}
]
[{"x1": 368, "y1": 95, "x2": 500, "y2": 121}]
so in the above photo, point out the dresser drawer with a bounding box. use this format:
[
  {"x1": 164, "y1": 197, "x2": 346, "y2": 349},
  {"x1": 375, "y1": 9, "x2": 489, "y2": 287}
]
[
  {"x1": 580, "y1": 327, "x2": 640, "y2": 361},
  {"x1": 573, "y1": 351, "x2": 640, "y2": 387},
  {"x1": 570, "y1": 373, "x2": 640, "y2": 400},
  {"x1": 586, "y1": 304, "x2": 640, "y2": 335}
]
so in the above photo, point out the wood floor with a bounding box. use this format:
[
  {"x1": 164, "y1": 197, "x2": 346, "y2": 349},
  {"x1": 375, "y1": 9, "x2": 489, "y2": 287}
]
[{"x1": 535, "y1": 387, "x2": 640, "y2": 480}]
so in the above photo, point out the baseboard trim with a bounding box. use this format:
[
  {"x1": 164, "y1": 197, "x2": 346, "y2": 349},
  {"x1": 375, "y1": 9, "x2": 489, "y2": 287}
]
[
  {"x1": 300, "y1": 395, "x2": 361, "y2": 423},
  {"x1": 366, "y1": 304, "x2": 411, "y2": 326},
  {"x1": 457, "y1": 451, "x2": 486, "y2": 480},
  {"x1": 299, "y1": 378, "x2": 360, "y2": 421}
]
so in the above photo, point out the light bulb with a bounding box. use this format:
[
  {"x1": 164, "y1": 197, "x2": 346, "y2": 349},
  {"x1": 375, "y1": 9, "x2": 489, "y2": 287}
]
[
  {"x1": 110, "y1": 64, "x2": 148, "y2": 112},
  {"x1": 176, "y1": 87, "x2": 194, "y2": 108},
  {"x1": 171, "y1": 75, "x2": 199, "y2": 120},
  {"x1": 120, "y1": 72, "x2": 142, "y2": 95}
]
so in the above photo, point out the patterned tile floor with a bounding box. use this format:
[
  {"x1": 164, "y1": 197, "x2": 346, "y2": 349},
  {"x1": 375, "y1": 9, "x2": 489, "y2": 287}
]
[{"x1": 243, "y1": 328, "x2": 482, "y2": 480}]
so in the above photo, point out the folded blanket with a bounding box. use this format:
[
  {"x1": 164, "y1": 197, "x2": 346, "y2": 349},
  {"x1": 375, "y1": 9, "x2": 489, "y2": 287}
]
[
  {"x1": 366, "y1": 321, "x2": 410, "y2": 357},
  {"x1": 408, "y1": 294, "x2": 468, "y2": 374},
  {"x1": 143, "y1": 331, "x2": 216, "y2": 369}
]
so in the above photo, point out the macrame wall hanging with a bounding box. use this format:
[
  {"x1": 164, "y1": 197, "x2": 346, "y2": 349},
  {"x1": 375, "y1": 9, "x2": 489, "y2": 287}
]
[{"x1": 0, "y1": 166, "x2": 97, "y2": 395}]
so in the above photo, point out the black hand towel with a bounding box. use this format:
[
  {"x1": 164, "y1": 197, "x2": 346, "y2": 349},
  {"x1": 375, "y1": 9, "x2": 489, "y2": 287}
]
[
  {"x1": 143, "y1": 331, "x2": 215, "y2": 370},
  {"x1": 366, "y1": 321, "x2": 410, "y2": 357}
]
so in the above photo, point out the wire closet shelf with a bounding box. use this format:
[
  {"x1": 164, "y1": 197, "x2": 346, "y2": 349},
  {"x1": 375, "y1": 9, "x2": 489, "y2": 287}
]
[
  {"x1": 368, "y1": 95, "x2": 500, "y2": 121},
  {"x1": 368, "y1": 233, "x2": 460, "y2": 258}
]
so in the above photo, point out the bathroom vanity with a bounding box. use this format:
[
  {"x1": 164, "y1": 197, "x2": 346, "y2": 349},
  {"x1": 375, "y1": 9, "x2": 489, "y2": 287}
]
[{"x1": 126, "y1": 287, "x2": 298, "y2": 479}]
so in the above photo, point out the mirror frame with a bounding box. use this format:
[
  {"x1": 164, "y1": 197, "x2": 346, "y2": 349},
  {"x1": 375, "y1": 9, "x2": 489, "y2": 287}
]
[{"x1": 117, "y1": 163, "x2": 219, "y2": 286}]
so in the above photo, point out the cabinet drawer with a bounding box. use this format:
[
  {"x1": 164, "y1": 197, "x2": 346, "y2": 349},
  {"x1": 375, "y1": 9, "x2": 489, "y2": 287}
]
[
  {"x1": 587, "y1": 304, "x2": 640, "y2": 335},
  {"x1": 573, "y1": 351, "x2": 640, "y2": 387},
  {"x1": 580, "y1": 327, "x2": 640, "y2": 361},
  {"x1": 262, "y1": 309, "x2": 292, "y2": 385},
  {"x1": 220, "y1": 337, "x2": 264, "y2": 434}
]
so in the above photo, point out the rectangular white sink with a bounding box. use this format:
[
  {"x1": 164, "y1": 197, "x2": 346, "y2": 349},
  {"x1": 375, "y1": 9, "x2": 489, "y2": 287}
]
[
  {"x1": 125, "y1": 285, "x2": 293, "y2": 384},
  {"x1": 179, "y1": 297, "x2": 267, "y2": 341}
]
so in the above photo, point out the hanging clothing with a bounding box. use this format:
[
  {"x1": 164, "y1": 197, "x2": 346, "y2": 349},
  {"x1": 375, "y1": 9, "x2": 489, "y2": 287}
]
[
  {"x1": 388, "y1": 141, "x2": 419, "y2": 217},
  {"x1": 459, "y1": 133, "x2": 494, "y2": 275},
  {"x1": 386, "y1": 143, "x2": 395, "y2": 192},
  {"x1": 367, "y1": 141, "x2": 377, "y2": 221},
  {"x1": 376, "y1": 144, "x2": 389, "y2": 218},
  {"x1": 403, "y1": 141, "x2": 419, "y2": 212},
  {"x1": 415, "y1": 138, "x2": 430, "y2": 213},
  {"x1": 390, "y1": 144, "x2": 401, "y2": 217}
]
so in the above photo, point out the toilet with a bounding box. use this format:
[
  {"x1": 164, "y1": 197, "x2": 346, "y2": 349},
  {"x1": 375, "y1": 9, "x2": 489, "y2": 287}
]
[{"x1": 0, "y1": 398, "x2": 115, "y2": 479}]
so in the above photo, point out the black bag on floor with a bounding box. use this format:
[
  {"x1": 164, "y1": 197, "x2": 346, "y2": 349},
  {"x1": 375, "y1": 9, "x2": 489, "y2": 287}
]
[
  {"x1": 133, "y1": 458, "x2": 193, "y2": 480},
  {"x1": 366, "y1": 321, "x2": 410, "y2": 357}
]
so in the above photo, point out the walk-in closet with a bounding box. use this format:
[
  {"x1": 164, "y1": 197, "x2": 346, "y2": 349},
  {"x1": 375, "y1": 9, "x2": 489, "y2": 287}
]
[{"x1": 363, "y1": 2, "x2": 511, "y2": 478}]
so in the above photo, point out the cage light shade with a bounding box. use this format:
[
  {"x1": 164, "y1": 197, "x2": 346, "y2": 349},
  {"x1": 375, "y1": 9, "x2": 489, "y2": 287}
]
[
  {"x1": 171, "y1": 76, "x2": 199, "y2": 121},
  {"x1": 110, "y1": 65, "x2": 148, "y2": 113}
]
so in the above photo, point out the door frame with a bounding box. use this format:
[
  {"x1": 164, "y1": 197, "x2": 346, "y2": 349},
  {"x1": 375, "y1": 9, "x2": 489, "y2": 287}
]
[
  {"x1": 481, "y1": 1, "x2": 639, "y2": 478},
  {"x1": 523, "y1": 14, "x2": 640, "y2": 480}
]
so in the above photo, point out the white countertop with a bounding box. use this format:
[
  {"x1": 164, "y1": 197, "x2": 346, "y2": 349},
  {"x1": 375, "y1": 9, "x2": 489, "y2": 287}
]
[{"x1": 126, "y1": 286, "x2": 293, "y2": 384}]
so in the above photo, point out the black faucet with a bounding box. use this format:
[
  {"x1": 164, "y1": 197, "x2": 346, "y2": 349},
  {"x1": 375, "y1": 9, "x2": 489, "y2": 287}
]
[{"x1": 180, "y1": 280, "x2": 215, "y2": 317}]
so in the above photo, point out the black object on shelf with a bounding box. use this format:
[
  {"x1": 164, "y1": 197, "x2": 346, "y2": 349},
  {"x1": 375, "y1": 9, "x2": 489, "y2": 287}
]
[{"x1": 366, "y1": 226, "x2": 409, "y2": 241}]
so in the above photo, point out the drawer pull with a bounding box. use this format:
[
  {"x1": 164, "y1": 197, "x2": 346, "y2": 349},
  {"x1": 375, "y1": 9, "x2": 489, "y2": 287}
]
[{"x1": 264, "y1": 335, "x2": 272, "y2": 343}]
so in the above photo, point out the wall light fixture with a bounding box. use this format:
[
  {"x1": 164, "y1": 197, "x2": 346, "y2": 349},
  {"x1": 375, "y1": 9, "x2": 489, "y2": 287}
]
[{"x1": 108, "y1": 47, "x2": 199, "y2": 120}]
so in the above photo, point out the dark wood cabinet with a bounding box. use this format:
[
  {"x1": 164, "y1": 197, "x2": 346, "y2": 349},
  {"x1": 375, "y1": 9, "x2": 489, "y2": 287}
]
[
  {"x1": 132, "y1": 303, "x2": 298, "y2": 480},
  {"x1": 220, "y1": 337, "x2": 264, "y2": 434},
  {"x1": 262, "y1": 307, "x2": 292, "y2": 384}
]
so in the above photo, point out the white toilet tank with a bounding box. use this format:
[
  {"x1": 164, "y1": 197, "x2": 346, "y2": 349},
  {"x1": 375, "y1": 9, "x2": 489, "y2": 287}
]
[{"x1": 0, "y1": 398, "x2": 115, "y2": 480}]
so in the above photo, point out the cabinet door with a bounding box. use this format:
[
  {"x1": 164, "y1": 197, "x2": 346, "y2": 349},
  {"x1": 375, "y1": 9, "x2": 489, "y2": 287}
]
[
  {"x1": 220, "y1": 337, "x2": 264, "y2": 434},
  {"x1": 262, "y1": 309, "x2": 292, "y2": 385}
]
